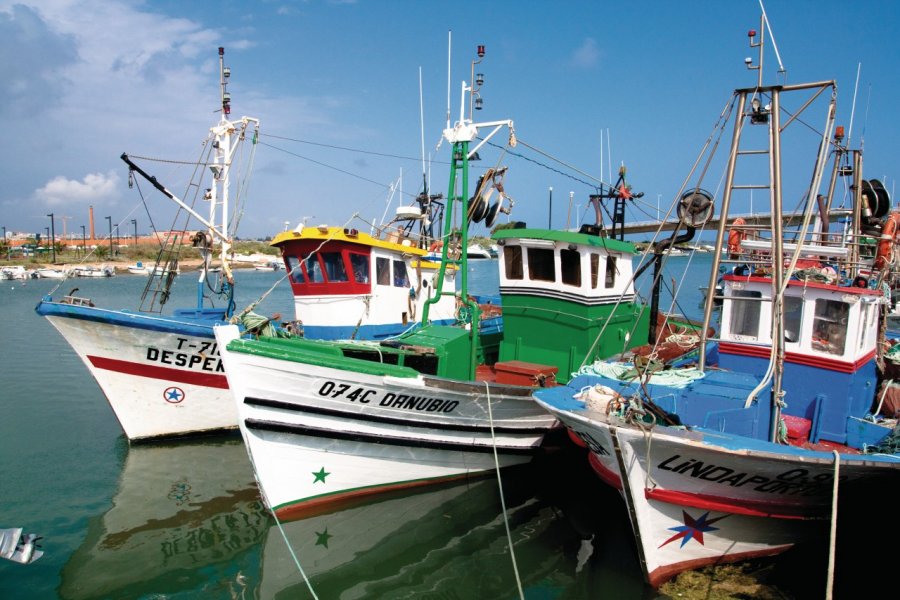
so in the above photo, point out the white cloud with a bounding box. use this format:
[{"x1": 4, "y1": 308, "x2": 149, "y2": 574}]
[
  {"x1": 571, "y1": 38, "x2": 600, "y2": 68},
  {"x1": 35, "y1": 171, "x2": 120, "y2": 206}
]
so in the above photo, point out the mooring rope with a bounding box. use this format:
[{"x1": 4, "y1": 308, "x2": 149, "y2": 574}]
[
  {"x1": 483, "y1": 381, "x2": 525, "y2": 600},
  {"x1": 242, "y1": 438, "x2": 319, "y2": 599},
  {"x1": 825, "y1": 449, "x2": 840, "y2": 600}
]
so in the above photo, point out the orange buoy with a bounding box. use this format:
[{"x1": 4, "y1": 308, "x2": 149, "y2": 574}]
[
  {"x1": 875, "y1": 212, "x2": 900, "y2": 269},
  {"x1": 728, "y1": 217, "x2": 747, "y2": 256},
  {"x1": 428, "y1": 240, "x2": 443, "y2": 253}
]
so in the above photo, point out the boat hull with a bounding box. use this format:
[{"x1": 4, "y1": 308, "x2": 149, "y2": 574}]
[
  {"x1": 36, "y1": 299, "x2": 236, "y2": 440},
  {"x1": 536, "y1": 397, "x2": 899, "y2": 587},
  {"x1": 215, "y1": 325, "x2": 556, "y2": 519}
]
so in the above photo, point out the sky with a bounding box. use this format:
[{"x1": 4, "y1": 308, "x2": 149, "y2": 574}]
[{"x1": 2, "y1": 0, "x2": 899, "y2": 243}]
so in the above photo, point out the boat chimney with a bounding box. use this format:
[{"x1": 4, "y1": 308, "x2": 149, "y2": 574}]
[{"x1": 89, "y1": 205, "x2": 95, "y2": 241}]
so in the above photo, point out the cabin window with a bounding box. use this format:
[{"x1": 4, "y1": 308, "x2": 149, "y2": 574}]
[
  {"x1": 322, "y1": 252, "x2": 348, "y2": 282},
  {"x1": 561, "y1": 248, "x2": 581, "y2": 287},
  {"x1": 527, "y1": 247, "x2": 555, "y2": 282},
  {"x1": 812, "y1": 299, "x2": 848, "y2": 356},
  {"x1": 590, "y1": 254, "x2": 600, "y2": 288},
  {"x1": 783, "y1": 296, "x2": 803, "y2": 343},
  {"x1": 729, "y1": 290, "x2": 762, "y2": 339},
  {"x1": 860, "y1": 303, "x2": 871, "y2": 350},
  {"x1": 376, "y1": 257, "x2": 390, "y2": 286},
  {"x1": 305, "y1": 253, "x2": 325, "y2": 283},
  {"x1": 504, "y1": 245, "x2": 523, "y2": 280},
  {"x1": 605, "y1": 256, "x2": 617, "y2": 288},
  {"x1": 350, "y1": 253, "x2": 369, "y2": 284},
  {"x1": 286, "y1": 256, "x2": 306, "y2": 284},
  {"x1": 393, "y1": 259, "x2": 410, "y2": 287}
]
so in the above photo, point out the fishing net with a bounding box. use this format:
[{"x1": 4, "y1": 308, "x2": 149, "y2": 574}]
[
  {"x1": 573, "y1": 361, "x2": 705, "y2": 388},
  {"x1": 234, "y1": 311, "x2": 293, "y2": 339},
  {"x1": 865, "y1": 422, "x2": 900, "y2": 455}
]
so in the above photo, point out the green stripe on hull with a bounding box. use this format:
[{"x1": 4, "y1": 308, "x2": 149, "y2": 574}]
[
  {"x1": 226, "y1": 338, "x2": 419, "y2": 378},
  {"x1": 499, "y1": 294, "x2": 649, "y2": 383}
]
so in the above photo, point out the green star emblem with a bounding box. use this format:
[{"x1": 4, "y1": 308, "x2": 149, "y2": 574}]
[
  {"x1": 315, "y1": 528, "x2": 333, "y2": 548},
  {"x1": 312, "y1": 467, "x2": 330, "y2": 484}
]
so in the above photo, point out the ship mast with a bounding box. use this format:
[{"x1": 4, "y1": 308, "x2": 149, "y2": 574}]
[{"x1": 421, "y1": 44, "x2": 514, "y2": 377}]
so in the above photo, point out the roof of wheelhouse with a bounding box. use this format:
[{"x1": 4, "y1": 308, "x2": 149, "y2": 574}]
[
  {"x1": 270, "y1": 226, "x2": 428, "y2": 255},
  {"x1": 492, "y1": 228, "x2": 636, "y2": 254}
]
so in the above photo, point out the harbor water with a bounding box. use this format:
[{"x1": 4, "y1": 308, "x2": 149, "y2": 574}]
[{"x1": 0, "y1": 255, "x2": 863, "y2": 598}]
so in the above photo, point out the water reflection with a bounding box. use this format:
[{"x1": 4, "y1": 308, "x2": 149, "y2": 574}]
[
  {"x1": 59, "y1": 436, "x2": 269, "y2": 599},
  {"x1": 255, "y1": 440, "x2": 654, "y2": 600}
]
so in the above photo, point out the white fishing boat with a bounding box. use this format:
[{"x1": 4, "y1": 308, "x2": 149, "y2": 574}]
[
  {"x1": 466, "y1": 244, "x2": 492, "y2": 259},
  {"x1": 253, "y1": 260, "x2": 279, "y2": 271},
  {"x1": 35, "y1": 47, "x2": 260, "y2": 441},
  {"x1": 34, "y1": 267, "x2": 66, "y2": 279},
  {"x1": 216, "y1": 45, "x2": 654, "y2": 521},
  {"x1": 0, "y1": 266, "x2": 33, "y2": 280},
  {"x1": 71, "y1": 265, "x2": 115, "y2": 278},
  {"x1": 127, "y1": 261, "x2": 179, "y2": 276},
  {"x1": 534, "y1": 21, "x2": 900, "y2": 589},
  {"x1": 126, "y1": 262, "x2": 150, "y2": 275}
]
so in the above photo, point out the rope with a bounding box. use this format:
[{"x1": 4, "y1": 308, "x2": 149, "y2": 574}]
[
  {"x1": 243, "y1": 439, "x2": 319, "y2": 599},
  {"x1": 483, "y1": 381, "x2": 524, "y2": 600},
  {"x1": 825, "y1": 449, "x2": 840, "y2": 600},
  {"x1": 349, "y1": 295, "x2": 371, "y2": 340},
  {"x1": 873, "y1": 379, "x2": 893, "y2": 418}
]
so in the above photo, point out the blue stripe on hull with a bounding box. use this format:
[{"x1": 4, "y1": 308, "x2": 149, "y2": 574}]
[{"x1": 35, "y1": 298, "x2": 221, "y2": 337}]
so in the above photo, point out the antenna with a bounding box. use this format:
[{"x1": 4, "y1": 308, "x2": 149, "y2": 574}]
[
  {"x1": 446, "y1": 31, "x2": 452, "y2": 131},
  {"x1": 860, "y1": 83, "x2": 872, "y2": 150},
  {"x1": 606, "y1": 129, "x2": 612, "y2": 185},
  {"x1": 419, "y1": 66, "x2": 427, "y2": 189},
  {"x1": 847, "y1": 63, "x2": 862, "y2": 146},
  {"x1": 599, "y1": 131, "x2": 604, "y2": 183},
  {"x1": 758, "y1": 0, "x2": 785, "y2": 75}
]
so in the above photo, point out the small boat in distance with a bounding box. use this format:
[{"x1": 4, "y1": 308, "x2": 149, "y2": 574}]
[
  {"x1": 466, "y1": 244, "x2": 492, "y2": 259},
  {"x1": 127, "y1": 261, "x2": 179, "y2": 276},
  {"x1": 71, "y1": 265, "x2": 115, "y2": 278},
  {"x1": 33, "y1": 267, "x2": 66, "y2": 279},
  {"x1": 0, "y1": 266, "x2": 34, "y2": 280},
  {"x1": 126, "y1": 262, "x2": 149, "y2": 275},
  {"x1": 253, "y1": 260, "x2": 281, "y2": 271}
]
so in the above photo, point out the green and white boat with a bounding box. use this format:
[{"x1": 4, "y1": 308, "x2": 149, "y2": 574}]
[{"x1": 215, "y1": 47, "x2": 652, "y2": 521}]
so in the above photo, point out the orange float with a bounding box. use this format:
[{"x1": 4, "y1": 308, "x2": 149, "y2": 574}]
[
  {"x1": 875, "y1": 212, "x2": 900, "y2": 269},
  {"x1": 727, "y1": 217, "x2": 747, "y2": 255}
]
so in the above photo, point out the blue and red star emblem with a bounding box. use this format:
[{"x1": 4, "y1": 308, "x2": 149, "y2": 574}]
[
  {"x1": 658, "y1": 510, "x2": 728, "y2": 548},
  {"x1": 163, "y1": 387, "x2": 185, "y2": 404}
]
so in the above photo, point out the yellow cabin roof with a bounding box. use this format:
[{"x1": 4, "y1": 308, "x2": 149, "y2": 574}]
[{"x1": 271, "y1": 226, "x2": 427, "y2": 255}]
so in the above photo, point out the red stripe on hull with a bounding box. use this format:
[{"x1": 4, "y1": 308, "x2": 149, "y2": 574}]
[
  {"x1": 88, "y1": 355, "x2": 229, "y2": 389},
  {"x1": 719, "y1": 342, "x2": 874, "y2": 374},
  {"x1": 274, "y1": 472, "x2": 491, "y2": 522},
  {"x1": 646, "y1": 545, "x2": 793, "y2": 588},
  {"x1": 645, "y1": 487, "x2": 826, "y2": 520},
  {"x1": 588, "y1": 452, "x2": 623, "y2": 490}
]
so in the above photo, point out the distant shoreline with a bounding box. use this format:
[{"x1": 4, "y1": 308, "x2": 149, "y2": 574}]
[{"x1": 0, "y1": 258, "x2": 278, "y2": 273}]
